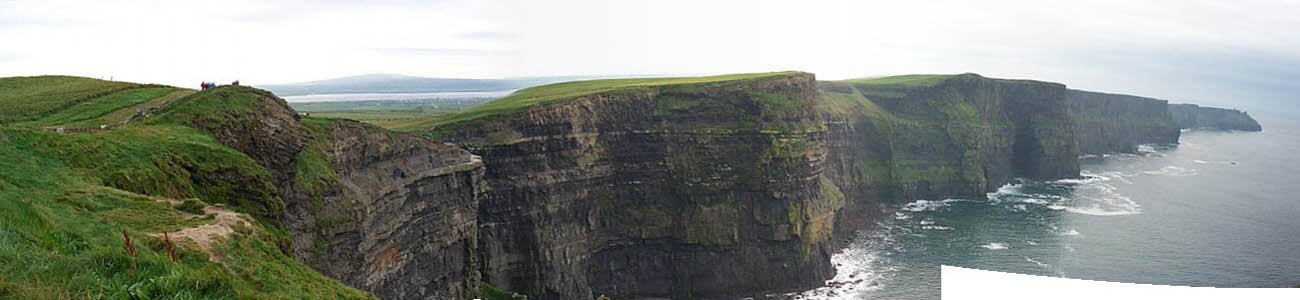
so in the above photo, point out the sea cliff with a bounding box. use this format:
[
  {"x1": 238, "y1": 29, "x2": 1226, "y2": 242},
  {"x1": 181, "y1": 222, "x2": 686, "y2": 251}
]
[
  {"x1": 1066, "y1": 90, "x2": 1181, "y2": 154},
  {"x1": 0, "y1": 74, "x2": 1263, "y2": 300},
  {"x1": 1170, "y1": 103, "x2": 1263, "y2": 131}
]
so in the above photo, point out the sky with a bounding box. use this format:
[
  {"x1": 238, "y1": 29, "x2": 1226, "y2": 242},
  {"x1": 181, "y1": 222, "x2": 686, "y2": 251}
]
[{"x1": 1, "y1": 0, "x2": 1297, "y2": 115}]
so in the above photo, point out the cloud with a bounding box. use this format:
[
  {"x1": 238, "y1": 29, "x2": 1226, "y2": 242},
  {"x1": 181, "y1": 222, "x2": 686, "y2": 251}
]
[
  {"x1": 456, "y1": 31, "x2": 515, "y2": 40},
  {"x1": 371, "y1": 47, "x2": 509, "y2": 57},
  {"x1": 0, "y1": 0, "x2": 1296, "y2": 115}
]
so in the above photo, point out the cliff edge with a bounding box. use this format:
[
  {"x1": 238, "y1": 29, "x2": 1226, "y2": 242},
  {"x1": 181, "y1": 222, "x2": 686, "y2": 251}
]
[{"x1": 1170, "y1": 103, "x2": 1263, "y2": 131}]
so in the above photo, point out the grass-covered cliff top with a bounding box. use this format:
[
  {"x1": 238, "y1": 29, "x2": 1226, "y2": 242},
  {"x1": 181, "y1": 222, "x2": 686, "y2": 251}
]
[
  {"x1": 399, "y1": 71, "x2": 804, "y2": 134},
  {"x1": 841, "y1": 74, "x2": 961, "y2": 87},
  {"x1": 0, "y1": 76, "x2": 374, "y2": 299},
  {"x1": 842, "y1": 73, "x2": 1057, "y2": 89}
]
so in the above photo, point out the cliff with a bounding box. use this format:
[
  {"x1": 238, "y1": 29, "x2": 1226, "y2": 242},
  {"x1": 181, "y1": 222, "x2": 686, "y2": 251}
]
[
  {"x1": 815, "y1": 74, "x2": 1082, "y2": 243},
  {"x1": 1066, "y1": 90, "x2": 1180, "y2": 154},
  {"x1": 154, "y1": 86, "x2": 488, "y2": 299},
  {"x1": 0, "y1": 78, "x2": 377, "y2": 298},
  {"x1": 419, "y1": 72, "x2": 1088, "y2": 299},
  {"x1": 1170, "y1": 103, "x2": 1262, "y2": 131},
  {"x1": 3, "y1": 74, "x2": 1264, "y2": 300},
  {"x1": 819, "y1": 74, "x2": 1080, "y2": 201},
  {"x1": 431, "y1": 72, "x2": 839, "y2": 299}
]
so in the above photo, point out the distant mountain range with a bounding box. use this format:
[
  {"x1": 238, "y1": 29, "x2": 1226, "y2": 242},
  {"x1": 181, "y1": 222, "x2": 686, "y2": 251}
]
[{"x1": 257, "y1": 74, "x2": 650, "y2": 96}]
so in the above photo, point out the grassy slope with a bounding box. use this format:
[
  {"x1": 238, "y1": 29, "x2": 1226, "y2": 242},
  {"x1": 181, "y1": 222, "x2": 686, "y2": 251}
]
[
  {"x1": 57, "y1": 89, "x2": 198, "y2": 128},
  {"x1": 16, "y1": 87, "x2": 181, "y2": 127},
  {"x1": 0, "y1": 76, "x2": 143, "y2": 124},
  {"x1": 0, "y1": 78, "x2": 374, "y2": 299},
  {"x1": 841, "y1": 74, "x2": 957, "y2": 87},
  {"x1": 396, "y1": 71, "x2": 799, "y2": 134}
]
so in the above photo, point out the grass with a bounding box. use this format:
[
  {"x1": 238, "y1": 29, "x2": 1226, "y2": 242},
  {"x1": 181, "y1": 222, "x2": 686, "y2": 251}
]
[
  {"x1": 0, "y1": 126, "x2": 372, "y2": 299},
  {"x1": 399, "y1": 71, "x2": 801, "y2": 135},
  {"x1": 842, "y1": 74, "x2": 961, "y2": 87},
  {"x1": 479, "y1": 283, "x2": 528, "y2": 300},
  {"x1": 0, "y1": 76, "x2": 143, "y2": 124},
  {"x1": 289, "y1": 100, "x2": 482, "y2": 130},
  {"x1": 295, "y1": 117, "x2": 342, "y2": 213},
  {"x1": 16, "y1": 87, "x2": 183, "y2": 127},
  {"x1": 0, "y1": 78, "x2": 376, "y2": 299},
  {"x1": 56, "y1": 89, "x2": 197, "y2": 128}
]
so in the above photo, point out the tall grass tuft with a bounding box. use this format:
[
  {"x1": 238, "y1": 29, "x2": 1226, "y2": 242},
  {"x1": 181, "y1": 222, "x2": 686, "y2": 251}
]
[
  {"x1": 122, "y1": 230, "x2": 137, "y2": 269},
  {"x1": 163, "y1": 232, "x2": 178, "y2": 261}
]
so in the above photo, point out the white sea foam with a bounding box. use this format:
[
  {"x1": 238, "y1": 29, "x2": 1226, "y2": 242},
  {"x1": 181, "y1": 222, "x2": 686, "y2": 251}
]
[
  {"x1": 1054, "y1": 176, "x2": 1104, "y2": 184},
  {"x1": 1024, "y1": 256, "x2": 1051, "y2": 268},
  {"x1": 1051, "y1": 178, "x2": 1143, "y2": 216},
  {"x1": 1059, "y1": 229, "x2": 1080, "y2": 236},
  {"x1": 1025, "y1": 240, "x2": 1039, "y2": 245},
  {"x1": 901, "y1": 199, "x2": 965, "y2": 212},
  {"x1": 791, "y1": 236, "x2": 885, "y2": 299},
  {"x1": 982, "y1": 243, "x2": 1009, "y2": 250},
  {"x1": 922, "y1": 225, "x2": 953, "y2": 231},
  {"x1": 1078, "y1": 154, "x2": 1100, "y2": 159},
  {"x1": 1019, "y1": 198, "x2": 1051, "y2": 205},
  {"x1": 1142, "y1": 166, "x2": 1198, "y2": 177},
  {"x1": 985, "y1": 183, "x2": 1023, "y2": 201},
  {"x1": 894, "y1": 212, "x2": 911, "y2": 220},
  {"x1": 1136, "y1": 144, "x2": 1167, "y2": 157},
  {"x1": 1099, "y1": 171, "x2": 1135, "y2": 184},
  {"x1": 1193, "y1": 159, "x2": 1237, "y2": 165}
]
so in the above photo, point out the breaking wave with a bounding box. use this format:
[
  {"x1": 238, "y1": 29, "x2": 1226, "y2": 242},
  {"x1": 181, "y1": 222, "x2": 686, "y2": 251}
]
[
  {"x1": 900, "y1": 199, "x2": 967, "y2": 212},
  {"x1": 1142, "y1": 166, "x2": 1198, "y2": 176},
  {"x1": 1024, "y1": 256, "x2": 1051, "y2": 268},
  {"x1": 982, "y1": 243, "x2": 1009, "y2": 250},
  {"x1": 1193, "y1": 159, "x2": 1237, "y2": 165}
]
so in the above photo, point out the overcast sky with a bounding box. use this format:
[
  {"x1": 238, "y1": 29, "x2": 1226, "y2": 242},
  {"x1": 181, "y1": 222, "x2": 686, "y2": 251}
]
[{"x1": 2, "y1": 0, "x2": 1297, "y2": 115}]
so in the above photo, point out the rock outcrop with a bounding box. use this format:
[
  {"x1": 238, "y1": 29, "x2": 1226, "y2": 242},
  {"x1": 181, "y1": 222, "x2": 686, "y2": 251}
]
[
  {"x1": 438, "y1": 72, "x2": 839, "y2": 299},
  {"x1": 286, "y1": 119, "x2": 485, "y2": 300},
  {"x1": 1170, "y1": 103, "x2": 1262, "y2": 131},
  {"x1": 164, "y1": 86, "x2": 488, "y2": 299},
  {"x1": 1066, "y1": 90, "x2": 1180, "y2": 154}
]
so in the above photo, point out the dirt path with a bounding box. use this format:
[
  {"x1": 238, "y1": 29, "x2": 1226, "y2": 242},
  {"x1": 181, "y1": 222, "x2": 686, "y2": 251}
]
[{"x1": 158, "y1": 204, "x2": 252, "y2": 262}]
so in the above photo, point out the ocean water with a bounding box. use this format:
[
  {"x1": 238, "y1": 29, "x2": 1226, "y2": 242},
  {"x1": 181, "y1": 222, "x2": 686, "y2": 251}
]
[{"x1": 798, "y1": 116, "x2": 1300, "y2": 299}]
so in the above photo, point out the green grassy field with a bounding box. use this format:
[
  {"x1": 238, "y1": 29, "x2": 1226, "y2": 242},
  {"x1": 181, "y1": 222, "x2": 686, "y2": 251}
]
[
  {"x1": 0, "y1": 79, "x2": 375, "y2": 299},
  {"x1": 289, "y1": 100, "x2": 480, "y2": 130},
  {"x1": 55, "y1": 89, "x2": 197, "y2": 128},
  {"x1": 16, "y1": 87, "x2": 187, "y2": 127},
  {"x1": 0, "y1": 76, "x2": 145, "y2": 124},
  {"x1": 396, "y1": 71, "x2": 800, "y2": 134},
  {"x1": 841, "y1": 74, "x2": 958, "y2": 87}
]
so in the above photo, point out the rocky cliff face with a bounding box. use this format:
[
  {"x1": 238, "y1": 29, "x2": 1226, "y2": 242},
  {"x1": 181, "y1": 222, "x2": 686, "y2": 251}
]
[
  {"x1": 439, "y1": 73, "x2": 840, "y2": 299},
  {"x1": 1066, "y1": 90, "x2": 1180, "y2": 154},
  {"x1": 1170, "y1": 103, "x2": 1262, "y2": 131},
  {"x1": 819, "y1": 74, "x2": 1080, "y2": 202},
  {"x1": 286, "y1": 120, "x2": 485, "y2": 300},
  {"x1": 816, "y1": 74, "x2": 1082, "y2": 244},
  {"x1": 170, "y1": 86, "x2": 487, "y2": 299}
]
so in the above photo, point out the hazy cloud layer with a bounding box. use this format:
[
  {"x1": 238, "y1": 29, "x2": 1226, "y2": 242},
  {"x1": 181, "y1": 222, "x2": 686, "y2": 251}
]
[{"x1": 1, "y1": 0, "x2": 1296, "y2": 115}]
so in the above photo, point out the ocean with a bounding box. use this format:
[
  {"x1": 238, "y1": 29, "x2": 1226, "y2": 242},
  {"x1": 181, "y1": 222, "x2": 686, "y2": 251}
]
[{"x1": 797, "y1": 115, "x2": 1300, "y2": 299}]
